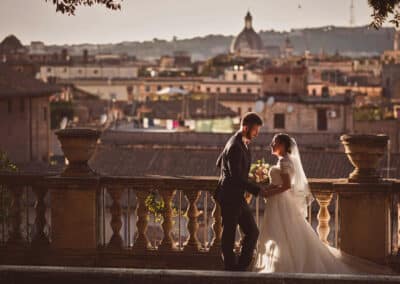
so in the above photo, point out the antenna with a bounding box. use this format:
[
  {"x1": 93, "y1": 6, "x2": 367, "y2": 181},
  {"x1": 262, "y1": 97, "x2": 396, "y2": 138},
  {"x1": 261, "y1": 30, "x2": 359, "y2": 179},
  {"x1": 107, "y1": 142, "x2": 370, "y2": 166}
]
[{"x1": 350, "y1": 0, "x2": 355, "y2": 27}]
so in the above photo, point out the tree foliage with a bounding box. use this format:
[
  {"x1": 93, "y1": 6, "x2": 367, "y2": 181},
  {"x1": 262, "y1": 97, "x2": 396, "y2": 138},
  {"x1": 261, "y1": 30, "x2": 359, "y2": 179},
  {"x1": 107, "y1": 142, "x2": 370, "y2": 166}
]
[
  {"x1": 46, "y1": 0, "x2": 121, "y2": 15},
  {"x1": 369, "y1": 0, "x2": 400, "y2": 28},
  {"x1": 0, "y1": 151, "x2": 17, "y2": 172}
]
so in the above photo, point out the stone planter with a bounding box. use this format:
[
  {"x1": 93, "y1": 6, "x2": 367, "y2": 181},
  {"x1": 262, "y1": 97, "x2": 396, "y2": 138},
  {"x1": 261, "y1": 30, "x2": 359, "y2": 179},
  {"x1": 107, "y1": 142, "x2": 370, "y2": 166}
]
[
  {"x1": 340, "y1": 134, "x2": 389, "y2": 183},
  {"x1": 55, "y1": 128, "x2": 101, "y2": 177}
]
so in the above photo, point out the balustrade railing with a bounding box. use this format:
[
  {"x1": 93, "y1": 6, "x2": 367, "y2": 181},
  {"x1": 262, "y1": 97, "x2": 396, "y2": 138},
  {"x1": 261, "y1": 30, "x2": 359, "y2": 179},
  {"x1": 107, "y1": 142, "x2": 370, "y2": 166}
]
[{"x1": 1, "y1": 172, "x2": 398, "y2": 269}]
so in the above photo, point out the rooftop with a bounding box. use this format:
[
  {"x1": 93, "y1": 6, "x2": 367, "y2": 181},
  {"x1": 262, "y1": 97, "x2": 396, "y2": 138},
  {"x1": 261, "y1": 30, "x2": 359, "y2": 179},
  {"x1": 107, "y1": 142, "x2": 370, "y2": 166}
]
[{"x1": 0, "y1": 64, "x2": 60, "y2": 98}]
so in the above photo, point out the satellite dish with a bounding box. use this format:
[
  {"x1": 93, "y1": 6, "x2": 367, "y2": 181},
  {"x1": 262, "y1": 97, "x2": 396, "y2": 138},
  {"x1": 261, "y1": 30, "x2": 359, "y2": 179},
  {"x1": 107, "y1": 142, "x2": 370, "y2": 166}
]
[
  {"x1": 255, "y1": 100, "x2": 265, "y2": 113},
  {"x1": 266, "y1": 96, "x2": 275, "y2": 106},
  {"x1": 100, "y1": 114, "x2": 108, "y2": 125},
  {"x1": 287, "y1": 105, "x2": 294, "y2": 113},
  {"x1": 59, "y1": 117, "x2": 68, "y2": 129}
]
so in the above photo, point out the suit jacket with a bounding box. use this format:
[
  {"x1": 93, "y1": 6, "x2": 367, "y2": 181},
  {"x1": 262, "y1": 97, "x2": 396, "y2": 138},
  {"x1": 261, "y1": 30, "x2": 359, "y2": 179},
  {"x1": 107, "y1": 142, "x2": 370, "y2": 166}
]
[{"x1": 214, "y1": 131, "x2": 260, "y2": 205}]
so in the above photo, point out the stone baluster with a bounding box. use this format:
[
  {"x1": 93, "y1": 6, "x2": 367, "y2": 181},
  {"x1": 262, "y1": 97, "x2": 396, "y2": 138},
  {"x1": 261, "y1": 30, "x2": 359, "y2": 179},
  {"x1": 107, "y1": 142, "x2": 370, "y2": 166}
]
[
  {"x1": 32, "y1": 186, "x2": 49, "y2": 246},
  {"x1": 107, "y1": 187, "x2": 124, "y2": 249},
  {"x1": 184, "y1": 191, "x2": 201, "y2": 252},
  {"x1": 209, "y1": 196, "x2": 222, "y2": 254},
  {"x1": 7, "y1": 185, "x2": 24, "y2": 245},
  {"x1": 158, "y1": 189, "x2": 176, "y2": 251},
  {"x1": 133, "y1": 190, "x2": 151, "y2": 251},
  {"x1": 315, "y1": 192, "x2": 333, "y2": 245}
]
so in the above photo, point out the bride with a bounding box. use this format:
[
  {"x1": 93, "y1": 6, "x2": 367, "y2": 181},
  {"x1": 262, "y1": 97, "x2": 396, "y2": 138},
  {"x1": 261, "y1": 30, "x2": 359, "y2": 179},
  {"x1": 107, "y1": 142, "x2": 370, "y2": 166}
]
[{"x1": 253, "y1": 133, "x2": 392, "y2": 274}]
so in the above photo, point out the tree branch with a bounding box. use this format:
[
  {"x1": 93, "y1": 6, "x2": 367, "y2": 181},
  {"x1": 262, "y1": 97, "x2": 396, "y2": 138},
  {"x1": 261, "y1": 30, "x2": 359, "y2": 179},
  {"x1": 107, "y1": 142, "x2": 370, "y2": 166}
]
[{"x1": 46, "y1": 0, "x2": 122, "y2": 15}]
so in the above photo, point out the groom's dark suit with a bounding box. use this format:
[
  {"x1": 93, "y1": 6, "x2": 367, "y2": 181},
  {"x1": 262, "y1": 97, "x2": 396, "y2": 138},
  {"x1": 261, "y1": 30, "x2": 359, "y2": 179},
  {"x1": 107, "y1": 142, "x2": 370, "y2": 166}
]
[{"x1": 214, "y1": 131, "x2": 261, "y2": 271}]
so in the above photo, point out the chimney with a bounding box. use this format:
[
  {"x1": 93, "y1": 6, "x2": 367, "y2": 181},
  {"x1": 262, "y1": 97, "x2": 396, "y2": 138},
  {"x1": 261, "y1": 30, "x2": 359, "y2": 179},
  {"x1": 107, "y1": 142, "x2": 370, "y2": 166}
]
[{"x1": 83, "y1": 49, "x2": 88, "y2": 64}]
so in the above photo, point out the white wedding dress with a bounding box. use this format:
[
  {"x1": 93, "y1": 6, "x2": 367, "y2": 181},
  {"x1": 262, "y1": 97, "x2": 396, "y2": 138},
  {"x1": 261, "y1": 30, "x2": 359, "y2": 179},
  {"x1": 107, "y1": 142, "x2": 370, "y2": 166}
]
[{"x1": 254, "y1": 155, "x2": 392, "y2": 275}]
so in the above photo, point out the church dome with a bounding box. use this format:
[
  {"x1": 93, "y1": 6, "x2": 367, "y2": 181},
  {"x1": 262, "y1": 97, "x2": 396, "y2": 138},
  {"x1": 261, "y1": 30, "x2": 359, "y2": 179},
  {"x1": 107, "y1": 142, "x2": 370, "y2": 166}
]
[{"x1": 230, "y1": 12, "x2": 264, "y2": 53}]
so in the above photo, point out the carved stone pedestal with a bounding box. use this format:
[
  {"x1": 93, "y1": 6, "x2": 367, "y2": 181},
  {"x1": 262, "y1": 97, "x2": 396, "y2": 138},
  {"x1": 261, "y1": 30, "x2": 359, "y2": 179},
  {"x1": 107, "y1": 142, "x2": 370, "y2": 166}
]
[
  {"x1": 49, "y1": 177, "x2": 99, "y2": 250},
  {"x1": 336, "y1": 182, "x2": 392, "y2": 264}
]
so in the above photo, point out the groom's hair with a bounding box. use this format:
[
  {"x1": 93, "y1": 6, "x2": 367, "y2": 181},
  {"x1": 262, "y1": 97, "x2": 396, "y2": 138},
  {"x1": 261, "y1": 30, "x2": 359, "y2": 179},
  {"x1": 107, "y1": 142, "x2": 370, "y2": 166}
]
[{"x1": 241, "y1": 112, "x2": 263, "y2": 128}]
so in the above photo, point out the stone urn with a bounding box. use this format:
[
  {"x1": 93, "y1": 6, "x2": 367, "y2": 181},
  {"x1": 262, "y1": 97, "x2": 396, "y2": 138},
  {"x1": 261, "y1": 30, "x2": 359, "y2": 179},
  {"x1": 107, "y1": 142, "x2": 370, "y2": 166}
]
[
  {"x1": 55, "y1": 128, "x2": 101, "y2": 177},
  {"x1": 340, "y1": 134, "x2": 389, "y2": 183}
]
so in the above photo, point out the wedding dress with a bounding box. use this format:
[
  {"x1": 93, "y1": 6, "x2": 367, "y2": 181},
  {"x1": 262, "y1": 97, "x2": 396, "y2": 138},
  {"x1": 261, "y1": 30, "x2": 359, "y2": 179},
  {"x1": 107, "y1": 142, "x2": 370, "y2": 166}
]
[{"x1": 254, "y1": 142, "x2": 392, "y2": 275}]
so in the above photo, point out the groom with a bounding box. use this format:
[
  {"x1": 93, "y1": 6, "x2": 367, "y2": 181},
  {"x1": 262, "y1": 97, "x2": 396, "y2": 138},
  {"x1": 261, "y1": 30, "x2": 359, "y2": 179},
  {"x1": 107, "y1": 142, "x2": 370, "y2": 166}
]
[{"x1": 214, "y1": 112, "x2": 267, "y2": 271}]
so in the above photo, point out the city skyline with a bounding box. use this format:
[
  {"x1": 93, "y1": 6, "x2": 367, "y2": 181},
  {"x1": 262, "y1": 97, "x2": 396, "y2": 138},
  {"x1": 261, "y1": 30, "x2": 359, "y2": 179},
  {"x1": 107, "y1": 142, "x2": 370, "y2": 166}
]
[{"x1": 0, "y1": 0, "x2": 380, "y2": 45}]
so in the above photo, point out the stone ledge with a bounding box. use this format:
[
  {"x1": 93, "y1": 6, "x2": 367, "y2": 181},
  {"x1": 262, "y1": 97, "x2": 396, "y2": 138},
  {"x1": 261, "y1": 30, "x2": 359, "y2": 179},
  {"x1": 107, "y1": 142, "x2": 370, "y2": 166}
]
[{"x1": 0, "y1": 265, "x2": 399, "y2": 284}]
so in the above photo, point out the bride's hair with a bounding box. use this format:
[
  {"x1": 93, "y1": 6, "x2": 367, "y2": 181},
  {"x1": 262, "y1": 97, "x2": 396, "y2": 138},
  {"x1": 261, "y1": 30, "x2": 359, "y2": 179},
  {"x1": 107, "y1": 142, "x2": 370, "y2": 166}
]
[{"x1": 273, "y1": 133, "x2": 292, "y2": 154}]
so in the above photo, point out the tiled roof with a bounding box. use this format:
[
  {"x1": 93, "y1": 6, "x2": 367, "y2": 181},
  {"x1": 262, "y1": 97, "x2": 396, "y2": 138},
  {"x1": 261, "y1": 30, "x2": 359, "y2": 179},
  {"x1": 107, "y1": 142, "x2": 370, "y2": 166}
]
[
  {"x1": 0, "y1": 64, "x2": 60, "y2": 98},
  {"x1": 137, "y1": 99, "x2": 237, "y2": 119},
  {"x1": 90, "y1": 131, "x2": 399, "y2": 178},
  {"x1": 90, "y1": 144, "x2": 399, "y2": 179}
]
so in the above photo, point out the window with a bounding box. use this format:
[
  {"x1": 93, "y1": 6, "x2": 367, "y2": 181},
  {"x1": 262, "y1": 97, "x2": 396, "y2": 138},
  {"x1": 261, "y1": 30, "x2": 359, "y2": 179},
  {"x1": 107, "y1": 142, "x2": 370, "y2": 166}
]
[
  {"x1": 179, "y1": 85, "x2": 184, "y2": 89},
  {"x1": 93, "y1": 69, "x2": 99, "y2": 74},
  {"x1": 20, "y1": 98, "x2": 25, "y2": 113},
  {"x1": 237, "y1": 87, "x2": 241, "y2": 93},
  {"x1": 237, "y1": 107, "x2": 242, "y2": 116},
  {"x1": 47, "y1": 67, "x2": 52, "y2": 73},
  {"x1": 216, "y1": 87, "x2": 221, "y2": 93},
  {"x1": 243, "y1": 74, "x2": 247, "y2": 81},
  {"x1": 312, "y1": 89, "x2": 317, "y2": 96},
  {"x1": 206, "y1": 87, "x2": 211, "y2": 93},
  {"x1": 63, "y1": 67, "x2": 67, "y2": 73},
  {"x1": 321, "y1": 86, "x2": 330, "y2": 98},
  {"x1": 286, "y1": 77, "x2": 290, "y2": 83},
  {"x1": 78, "y1": 69, "x2": 82, "y2": 74},
  {"x1": 247, "y1": 88, "x2": 252, "y2": 93},
  {"x1": 145, "y1": 86, "x2": 150, "y2": 92},
  {"x1": 7, "y1": 100, "x2": 12, "y2": 114},
  {"x1": 157, "y1": 85, "x2": 162, "y2": 91},
  {"x1": 44, "y1": 107, "x2": 48, "y2": 121},
  {"x1": 274, "y1": 77, "x2": 279, "y2": 83},
  {"x1": 317, "y1": 109, "x2": 327, "y2": 131},
  {"x1": 274, "y1": 113, "x2": 285, "y2": 129},
  {"x1": 233, "y1": 74, "x2": 237, "y2": 81},
  {"x1": 248, "y1": 107, "x2": 252, "y2": 112},
  {"x1": 226, "y1": 87, "x2": 231, "y2": 93}
]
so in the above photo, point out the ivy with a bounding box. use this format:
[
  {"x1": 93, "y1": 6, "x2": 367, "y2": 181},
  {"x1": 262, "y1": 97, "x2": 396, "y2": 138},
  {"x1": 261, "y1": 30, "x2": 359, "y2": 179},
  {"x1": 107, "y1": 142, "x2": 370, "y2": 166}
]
[
  {"x1": 0, "y1": 151, "x2": 17, "y2": 222},
  {"x1": 145, "y1": 191, "x2": 181, "y2": 223}
]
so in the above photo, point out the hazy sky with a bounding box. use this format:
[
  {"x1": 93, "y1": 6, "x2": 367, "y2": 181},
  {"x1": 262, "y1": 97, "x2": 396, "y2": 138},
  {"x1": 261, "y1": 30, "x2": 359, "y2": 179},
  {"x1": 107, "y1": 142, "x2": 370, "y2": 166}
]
[{"x1": 0, "y1": 0, "x2": 377, "y2": 45}]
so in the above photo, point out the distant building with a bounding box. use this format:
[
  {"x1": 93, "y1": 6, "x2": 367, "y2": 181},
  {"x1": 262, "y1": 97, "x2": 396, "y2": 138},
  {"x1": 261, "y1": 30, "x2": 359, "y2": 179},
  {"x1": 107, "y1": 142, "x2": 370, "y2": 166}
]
[
  {"x1": 382, "y1": 63, "x2": 400, "y2": 99},
  {"x1": 260, "y1": 95, "x2": 354, "y2": 133},
  {"x1": 200, "y1": 68, "x2": 261, "y2": 95},
  {"x1": 0, "y1": 64, "x2": 59, "y2": 164},
  {"x1": 0, "y1": 35, "x2": 27, "y2": 62},
  {"x1": 230, "y1": 12, "x2": 274, "y2": 58},
  {"x1": 382, "y1": 29, "x2": 400, "y2": 64},
  {"x1": 261, "y1": 66, "x2": 308, "y2": 96},
  {"x1": 39, "y1": 64, "x2": 139, "y2": 82}
]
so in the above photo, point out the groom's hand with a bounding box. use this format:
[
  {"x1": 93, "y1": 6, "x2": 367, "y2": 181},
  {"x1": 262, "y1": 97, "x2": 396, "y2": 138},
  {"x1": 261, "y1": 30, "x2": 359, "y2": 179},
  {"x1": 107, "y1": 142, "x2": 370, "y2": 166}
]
[{"x1": 259, "y1": 188, "x2": 269, "y2": 198}]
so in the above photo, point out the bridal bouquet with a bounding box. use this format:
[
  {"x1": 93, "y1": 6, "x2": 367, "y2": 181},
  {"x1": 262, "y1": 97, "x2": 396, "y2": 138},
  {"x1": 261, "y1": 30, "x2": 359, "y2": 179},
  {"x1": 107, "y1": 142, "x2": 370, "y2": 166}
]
[
  {"x1": 246, "y1": 159, "x2": 270, "y2": 203},
  {"x1": 249, "y1": 159, "x2": 270, "y2": 184}
]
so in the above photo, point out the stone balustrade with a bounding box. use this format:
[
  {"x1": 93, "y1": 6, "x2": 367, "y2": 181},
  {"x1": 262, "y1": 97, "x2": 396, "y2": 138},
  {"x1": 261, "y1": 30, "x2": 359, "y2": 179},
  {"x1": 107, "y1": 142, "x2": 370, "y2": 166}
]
[
  {"x1": 0, "y1": 173, "x2": 399, "y2": 270},
  {"x1": 0, "y1": 129, "x2": 398, "y2": 271}
]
